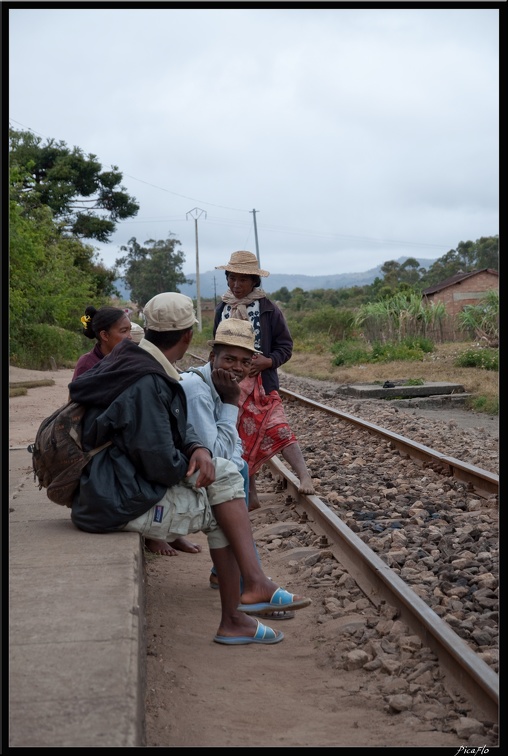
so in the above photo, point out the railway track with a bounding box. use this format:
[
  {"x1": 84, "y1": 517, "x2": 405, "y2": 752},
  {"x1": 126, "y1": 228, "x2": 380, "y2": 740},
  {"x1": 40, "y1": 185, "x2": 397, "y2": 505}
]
[
  {"x1": 264, "y1": 455, "x2": 498, "y2": 725},
  {"x1": 279, "y1": 387, "x2": 498, "y2": 499},
  {"x1": 177, "y1": 353, "x2": 499, "y2": 734},
  {"x1": 273, "y1": 381, "x2": 497, "y2": 719}
]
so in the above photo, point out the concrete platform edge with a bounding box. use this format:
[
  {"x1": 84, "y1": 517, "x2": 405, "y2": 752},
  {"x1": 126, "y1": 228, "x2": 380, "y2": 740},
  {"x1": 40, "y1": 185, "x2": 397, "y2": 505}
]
[{"x1": 8, "y1": 450, "x2": 147, "y2": 748}]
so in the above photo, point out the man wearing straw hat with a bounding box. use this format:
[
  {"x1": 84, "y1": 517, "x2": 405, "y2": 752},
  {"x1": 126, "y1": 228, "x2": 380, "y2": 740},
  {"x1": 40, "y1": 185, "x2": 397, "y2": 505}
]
[
  {"x1": 180, "y1": 318, "x2": 295, "y2": 620},
  {"x1": 214, "y1": 251, "x2": 315, "y2": 510}
]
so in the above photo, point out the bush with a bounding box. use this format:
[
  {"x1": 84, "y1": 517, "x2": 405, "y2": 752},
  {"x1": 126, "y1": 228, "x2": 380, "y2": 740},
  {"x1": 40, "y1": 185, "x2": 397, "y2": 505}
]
[
  {"x1": 371, "y1": 342, "x2": 424, "y2": 362},
  {"x1": 10, "y1": 324, "x2": 85, "y2": 370},
  {"x1": 466, "y1": 395, "x2": 499, "y2": 414},
  {"x1": 454, "y1": 348, "x2": 498, "y2": 371},
  {"x1": 300, "y1": 307, "x2": 355, "y2": 341},
  {"x1": 370, "y1": 337, "x2": 435, "y2": 363},
  {"x1": 331, "y1": 340, "x2": 371, "y2": 366},
  {"x1": 457, "y1": 290, "x2": 498, "y2": 344}
]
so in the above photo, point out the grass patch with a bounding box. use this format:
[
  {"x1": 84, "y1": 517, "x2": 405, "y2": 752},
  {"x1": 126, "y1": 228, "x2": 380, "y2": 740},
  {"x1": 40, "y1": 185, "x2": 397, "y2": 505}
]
[
  {"x1": 9, "y1": 387, "x2": 28, "y2": 397},
  {"x1": 466, "y1": 395, "x2": 499, "y2": 414},
  {"x1": 9, "y1": 380, "x2": 55, "y2": 389},
  {"x1": 283, "y1": 341, "x2": 498, "y2": 416}
]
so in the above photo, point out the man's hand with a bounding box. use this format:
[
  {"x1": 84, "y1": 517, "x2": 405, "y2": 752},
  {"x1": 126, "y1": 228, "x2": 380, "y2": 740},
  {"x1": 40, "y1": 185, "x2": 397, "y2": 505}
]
[
  {"x1": 211, "y1": 367, "x2": 241, "y2": 405},
  {"x1": 186, "y1": 448, "x2": 216, "y2": 487}
]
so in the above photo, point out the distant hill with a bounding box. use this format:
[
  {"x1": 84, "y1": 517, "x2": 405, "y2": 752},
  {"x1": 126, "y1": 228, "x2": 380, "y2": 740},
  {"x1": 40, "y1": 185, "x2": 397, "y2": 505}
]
[{"x1": 114, "y1": 257, "x2": 437, "y2": 303}]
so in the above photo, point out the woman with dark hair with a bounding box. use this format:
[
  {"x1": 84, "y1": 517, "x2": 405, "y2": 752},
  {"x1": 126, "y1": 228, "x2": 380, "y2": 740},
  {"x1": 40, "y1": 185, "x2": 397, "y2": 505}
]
[
  {"x1": 73, "y1": 305, "x2": 201, "y2": 558},
  {"x1": 72, "y1": 306, "x2": 133, "y2": 379},
  {"x1": 214, "y1": 251, "x2": 315, "y2": 510}
]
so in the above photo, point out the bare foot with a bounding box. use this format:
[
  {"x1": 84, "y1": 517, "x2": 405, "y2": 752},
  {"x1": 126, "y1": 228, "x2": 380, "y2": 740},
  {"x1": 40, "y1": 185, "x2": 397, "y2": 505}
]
[
  {"x1": 169, "y1": 536, "x2": 202, "y2": 553},
  {"x1": 215, "y1": 613, "x2": 262, "y2": 640},
  {"x1": 298, "y1": 476, "x2": 315, "y2": 495},
  {"x1": 239, "y1": 581, "x2": 311, "y2": 612},
  {"x1": 144, "y1": 538, "x2": 178, "y2": 556},
  {"x1": 144, "y1": 537, "x2": 202, "y2": 556}
]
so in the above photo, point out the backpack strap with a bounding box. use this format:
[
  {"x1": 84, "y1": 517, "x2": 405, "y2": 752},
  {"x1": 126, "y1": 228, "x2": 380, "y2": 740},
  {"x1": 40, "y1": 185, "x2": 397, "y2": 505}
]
[
  {"x1": 88, "y1": 440, "x2": 112, "y2": 457},
  {"x1": 186, "y1": 367, "x2": 206, "y2": 382}
]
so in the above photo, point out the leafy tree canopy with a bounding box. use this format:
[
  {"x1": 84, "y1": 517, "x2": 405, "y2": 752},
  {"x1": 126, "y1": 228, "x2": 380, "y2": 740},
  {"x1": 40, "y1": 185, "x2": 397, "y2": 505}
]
[
  {"x1": 9, "y1": 164, "x2": 121, "y2": 337},
  {"x1": 9, "y1": 126, "x2": 139, "y2": 242},
  {"x1": 116, "y1": 235, "x2": 190, "y2": 307},
  {"x1": 421, "y1": 236, "x2": 498, "y2": 287},
  {"x1": 10, "y1": 161, "x2": 120, "y2": 302},
  {"x1": 10, "y1": 195, "x2": 96, "y2": 332}
]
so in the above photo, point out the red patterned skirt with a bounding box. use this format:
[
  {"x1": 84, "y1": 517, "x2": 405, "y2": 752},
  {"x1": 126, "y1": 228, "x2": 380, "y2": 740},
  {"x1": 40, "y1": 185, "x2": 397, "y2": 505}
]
[{"x1": 237, "y1": 375, "x2": 297, "y2": 477}]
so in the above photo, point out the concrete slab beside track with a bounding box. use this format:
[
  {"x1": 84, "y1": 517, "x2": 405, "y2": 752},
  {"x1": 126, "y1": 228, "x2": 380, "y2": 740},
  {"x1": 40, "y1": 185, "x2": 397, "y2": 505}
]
[{"x1": 337, "y1": 381, "x2": 465, "y2": 400}]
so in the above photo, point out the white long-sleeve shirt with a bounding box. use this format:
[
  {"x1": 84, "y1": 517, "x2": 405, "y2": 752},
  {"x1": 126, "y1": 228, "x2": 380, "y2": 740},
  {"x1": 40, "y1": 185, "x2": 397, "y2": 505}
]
[{"x1": 179, "y1": 362, "x2": 244, "y2": 471}]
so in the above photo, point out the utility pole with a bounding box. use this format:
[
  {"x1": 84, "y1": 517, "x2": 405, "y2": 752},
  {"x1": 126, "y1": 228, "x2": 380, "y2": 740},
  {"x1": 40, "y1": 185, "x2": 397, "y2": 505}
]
[
  {"x1": 250, "y1": 209, "x2": 260, "y2": 265},
  {"x1": 186, "y1": 208, "x2": 206, "y2": 332}
]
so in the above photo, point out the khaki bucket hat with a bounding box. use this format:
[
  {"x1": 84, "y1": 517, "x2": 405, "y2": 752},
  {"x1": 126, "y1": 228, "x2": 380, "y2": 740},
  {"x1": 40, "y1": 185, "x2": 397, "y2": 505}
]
[
  {"x1": 207, "y1": 319, "x2": 261, "y2": 354},
  {"x1": 215, "y1": 251, "x2": 269, "y2": 277}
]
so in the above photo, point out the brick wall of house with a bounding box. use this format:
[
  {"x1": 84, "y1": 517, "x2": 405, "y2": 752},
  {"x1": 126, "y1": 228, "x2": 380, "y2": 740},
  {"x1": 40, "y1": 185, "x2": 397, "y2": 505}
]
[{"x1": 425, "y1": 271, "x2": 498, "y2": 319}]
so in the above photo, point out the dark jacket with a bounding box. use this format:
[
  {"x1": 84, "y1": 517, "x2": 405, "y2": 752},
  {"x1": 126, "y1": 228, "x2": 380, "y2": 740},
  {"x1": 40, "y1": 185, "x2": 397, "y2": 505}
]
[
  {"x1": 68, "y1": 339, "x2": 207, "y2": 533},
  {"x1": 214, "y1": 297, "x2": 293, "y2": 394}
]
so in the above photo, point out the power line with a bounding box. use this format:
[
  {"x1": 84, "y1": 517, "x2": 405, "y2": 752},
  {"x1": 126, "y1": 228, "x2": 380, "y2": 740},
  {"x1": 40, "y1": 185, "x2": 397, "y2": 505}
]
[
  {"x1": 9, "y1": 118, "x2": 460, "y2": 251},
  {"x1": 10, "y1": 118, "x2": 249, "y2": 213}
]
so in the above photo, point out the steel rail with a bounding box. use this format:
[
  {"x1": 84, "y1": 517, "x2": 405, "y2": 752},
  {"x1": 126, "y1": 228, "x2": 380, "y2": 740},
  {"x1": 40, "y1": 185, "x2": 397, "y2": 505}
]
[
  {"x1": 265, "y1": 455, "x2": 499, "y2": 724},
  {"x1": 280, "y1": 388, "x2": 498, "y2": 499}
]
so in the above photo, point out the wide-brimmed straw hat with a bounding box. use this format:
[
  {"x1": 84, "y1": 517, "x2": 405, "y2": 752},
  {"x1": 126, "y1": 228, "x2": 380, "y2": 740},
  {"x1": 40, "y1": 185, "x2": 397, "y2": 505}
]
[
  {"x1": 215, "y1": 250, "x2": 269, "y2": 277},
  {"x1": 207, "y1": 319, "x2": 262, "y2": 354}
]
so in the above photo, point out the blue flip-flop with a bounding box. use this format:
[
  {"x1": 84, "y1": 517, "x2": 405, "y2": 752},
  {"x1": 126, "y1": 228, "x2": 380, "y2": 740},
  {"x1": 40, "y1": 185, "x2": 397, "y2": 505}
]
[
  {"x1": 249, "y1": 610, "x2": 295, "y2": 620},
  {"x1": 213, "y1": 619, "x2": 284, "y2": 645},
  {"x1": 237, "y1": 587, "x2": 312, "y2": 615}
]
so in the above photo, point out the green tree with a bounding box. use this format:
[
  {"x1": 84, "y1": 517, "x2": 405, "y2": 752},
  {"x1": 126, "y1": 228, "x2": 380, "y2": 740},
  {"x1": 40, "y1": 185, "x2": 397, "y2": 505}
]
[
  {"x1": 9, "y1": 192, "x2": 96, "y2": 334},
  {"x1": 421, "y1": 236, "x2": 499, "y2": 287},
  {"x1": 378, "y1": 258, "x2": 426, "y2": 292},
  {"x1": 400, "y1": 257, "x2": 424, "y2": 286},
  {"x1": 9, "y1": 126, "x2": 139, "y2": 242},
  {"x1": 271, "y1": 286, "x2": 291, "y2": 303},
  {"x1": 475, "y1": 236, "x2": 499, "y2": 270},
  {"x1": 10, "y1": 161, "x2": 120, "y2": 302},
  {"x1": 116, "y1": 235, "x2": 190, "y2": 307}
]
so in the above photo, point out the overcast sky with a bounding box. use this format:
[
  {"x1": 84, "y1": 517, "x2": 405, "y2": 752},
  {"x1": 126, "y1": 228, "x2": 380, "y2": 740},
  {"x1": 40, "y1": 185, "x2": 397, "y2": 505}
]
[{"x1": 8, "y1": 6, "x2": 499, "y2": 279}]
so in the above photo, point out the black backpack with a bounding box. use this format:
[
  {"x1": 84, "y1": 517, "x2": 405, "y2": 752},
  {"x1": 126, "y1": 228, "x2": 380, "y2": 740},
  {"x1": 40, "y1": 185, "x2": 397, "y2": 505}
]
[{"x1": 28, "y1": 401, "x2": 111, "y2": 508}]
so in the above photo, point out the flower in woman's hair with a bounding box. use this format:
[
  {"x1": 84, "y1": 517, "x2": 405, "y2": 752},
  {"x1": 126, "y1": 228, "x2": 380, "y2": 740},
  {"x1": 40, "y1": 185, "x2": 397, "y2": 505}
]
[{"x1": 80, "y1": 315, "x2": 91, "y2": 326}]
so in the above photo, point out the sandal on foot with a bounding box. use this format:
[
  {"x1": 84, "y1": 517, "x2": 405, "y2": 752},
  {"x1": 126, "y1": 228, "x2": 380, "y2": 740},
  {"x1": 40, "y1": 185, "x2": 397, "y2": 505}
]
[
  {"x1": 237, "y1": 587, "x2": 311, "y2": 615},
  {"x1": 213, "y1": 619, "x2": 284, "y2": 645},
  {"x1": 248, "y1": 610, "x2": 296, "y2": 620},
  {"x1": 212, "y1": 574, "x2": 273, "y2": 591}
]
